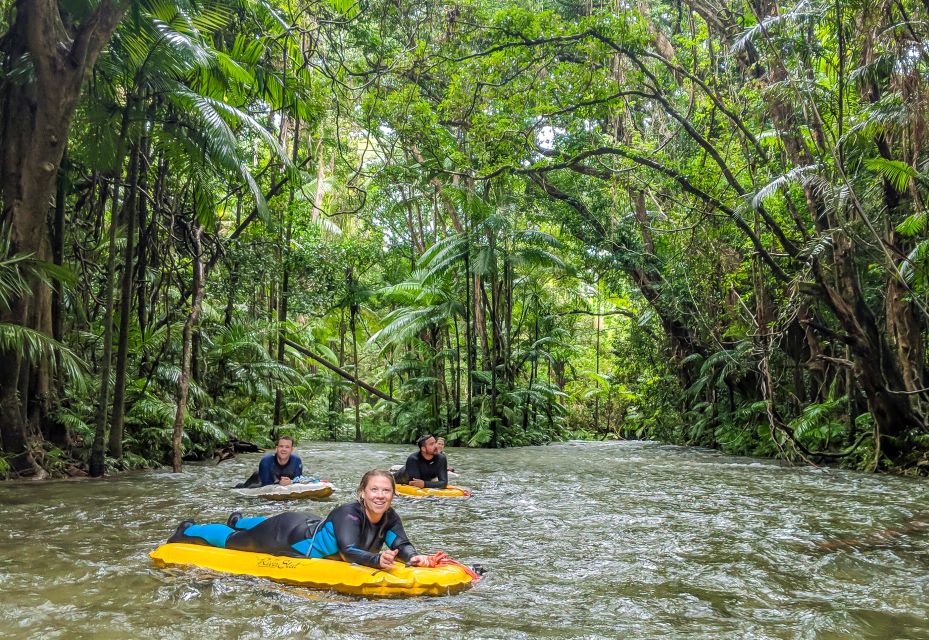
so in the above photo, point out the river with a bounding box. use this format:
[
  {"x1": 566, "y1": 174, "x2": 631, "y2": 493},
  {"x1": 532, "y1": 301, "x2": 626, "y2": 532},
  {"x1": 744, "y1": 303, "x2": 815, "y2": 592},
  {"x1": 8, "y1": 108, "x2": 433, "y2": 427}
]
[{"x1": 2, "y1": 440, "x2": 929, "y2": 639}]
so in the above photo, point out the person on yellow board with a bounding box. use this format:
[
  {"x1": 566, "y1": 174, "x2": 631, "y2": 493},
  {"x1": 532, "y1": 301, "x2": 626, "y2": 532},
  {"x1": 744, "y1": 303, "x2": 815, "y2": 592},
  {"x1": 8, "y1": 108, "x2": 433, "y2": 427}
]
[{"x1": 170, "y1": 470, "x2": 438, "y2": 569}]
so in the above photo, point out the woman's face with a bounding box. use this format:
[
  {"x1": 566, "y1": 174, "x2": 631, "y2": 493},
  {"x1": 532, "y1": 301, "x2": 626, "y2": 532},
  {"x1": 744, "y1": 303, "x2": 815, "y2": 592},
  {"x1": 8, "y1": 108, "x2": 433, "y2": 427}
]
[{"x1": 361, "y1": 475, "x2": 394, "y2": 518}]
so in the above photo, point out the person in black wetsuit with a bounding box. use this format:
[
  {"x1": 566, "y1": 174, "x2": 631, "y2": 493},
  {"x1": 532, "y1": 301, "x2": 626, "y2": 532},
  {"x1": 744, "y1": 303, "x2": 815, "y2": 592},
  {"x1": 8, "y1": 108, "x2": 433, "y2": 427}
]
[
  {"x1": 235, "y1": 436, "x2": 303, "y2": 489},
  {"x1": 170, "y1": 469, "x2": 436, "y2": 570},
  {"x1": 393, "y1": 434, "x2": 449, "y2": 489}
]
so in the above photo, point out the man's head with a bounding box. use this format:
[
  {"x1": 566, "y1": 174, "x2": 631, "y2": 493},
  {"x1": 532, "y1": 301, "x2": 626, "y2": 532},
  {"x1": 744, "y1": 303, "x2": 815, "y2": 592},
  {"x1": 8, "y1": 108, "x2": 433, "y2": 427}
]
[
  {"x1": 417, "y1": 434, "x2": 438, "y2": 460},
  {"x1": 275, "y1": 436, "x2": 294, "y2": 464}
]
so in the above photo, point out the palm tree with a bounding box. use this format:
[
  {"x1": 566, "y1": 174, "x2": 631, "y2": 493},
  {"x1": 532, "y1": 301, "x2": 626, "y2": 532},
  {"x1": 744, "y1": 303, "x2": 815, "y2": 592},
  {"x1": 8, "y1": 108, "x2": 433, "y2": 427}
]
[
  {"x1": 0, "y1": 246, "x2": 88, "y2": 477},
  {"x1": 73, "y1": 0, "x2": 308, "y2": 473}
]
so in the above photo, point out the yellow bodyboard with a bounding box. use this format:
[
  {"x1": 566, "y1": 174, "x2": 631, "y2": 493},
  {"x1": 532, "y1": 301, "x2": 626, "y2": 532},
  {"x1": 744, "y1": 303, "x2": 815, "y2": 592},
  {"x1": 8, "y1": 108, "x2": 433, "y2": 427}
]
[
  {"x1": 150, "y1": 543, "x2": 474, "y2": 597},
  {"x1": 394, "y1": 484, "x2": 470, "y2": 498}
]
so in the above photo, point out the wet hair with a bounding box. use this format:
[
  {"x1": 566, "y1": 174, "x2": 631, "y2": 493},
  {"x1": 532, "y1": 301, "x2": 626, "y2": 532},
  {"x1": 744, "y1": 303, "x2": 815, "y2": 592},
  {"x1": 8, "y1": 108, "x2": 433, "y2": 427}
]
[
  {"x1": 356, "y1": 469, "x2": 396, "y2": 502},
  {"x1": 416, "y1": 434, "x2": 435, "y2": 448},
  {"x1": 277, "y1": 436, "x2": 295, "y2": 446}
]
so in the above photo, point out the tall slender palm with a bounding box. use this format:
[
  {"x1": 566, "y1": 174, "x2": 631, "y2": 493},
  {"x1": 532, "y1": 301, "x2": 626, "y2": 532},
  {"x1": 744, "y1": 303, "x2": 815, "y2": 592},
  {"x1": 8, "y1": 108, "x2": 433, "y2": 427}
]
[{"x1": 75, "y1": 0, "x2": 311, "y2": 473}]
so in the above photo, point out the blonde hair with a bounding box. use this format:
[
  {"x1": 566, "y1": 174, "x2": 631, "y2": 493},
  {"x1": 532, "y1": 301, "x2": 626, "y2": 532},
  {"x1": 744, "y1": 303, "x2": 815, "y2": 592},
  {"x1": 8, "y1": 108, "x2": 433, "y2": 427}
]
[{"x1": 356, "y1": 469, "x2": 396, "y2": 502}]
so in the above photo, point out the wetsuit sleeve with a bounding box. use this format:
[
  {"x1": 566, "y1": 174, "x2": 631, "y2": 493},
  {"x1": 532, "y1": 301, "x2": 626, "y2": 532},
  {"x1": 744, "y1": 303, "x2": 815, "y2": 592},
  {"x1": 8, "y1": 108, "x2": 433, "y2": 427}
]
[
  {"x1": 403, "y1": 453, "x2": 419, "y2": 483},
  {"x1": 330, "y1": 507, "x2": 384, "y2": 569},
  {"x1": 257, "y1": 455, "x2": 276, "y2": 486},
  {"x1": 294, "y1": 456, "x2": 303, "y2": 478},
  {"x1": 384, "y1": 512, "x2": 418, "y2": 562},
  {"x1": 423, "y1": 454, "x2": 448, "y2": 489}
]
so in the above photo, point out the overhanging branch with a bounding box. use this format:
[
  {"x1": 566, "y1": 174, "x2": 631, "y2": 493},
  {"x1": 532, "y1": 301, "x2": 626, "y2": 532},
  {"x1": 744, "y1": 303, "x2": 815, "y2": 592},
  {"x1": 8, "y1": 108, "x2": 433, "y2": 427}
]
[{"x1": 283, "y1": 338, "x2": 397, "y2": 404}]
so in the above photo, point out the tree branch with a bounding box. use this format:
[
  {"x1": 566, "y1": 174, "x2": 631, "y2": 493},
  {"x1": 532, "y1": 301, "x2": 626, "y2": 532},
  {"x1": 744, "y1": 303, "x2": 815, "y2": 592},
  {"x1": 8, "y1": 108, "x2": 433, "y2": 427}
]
[
  {"x1": 283, "y1": 338, "x2": 397, "y2": 403},
  {"x1": 522, "y1": 148, "x2": 789, "y2": 281}
]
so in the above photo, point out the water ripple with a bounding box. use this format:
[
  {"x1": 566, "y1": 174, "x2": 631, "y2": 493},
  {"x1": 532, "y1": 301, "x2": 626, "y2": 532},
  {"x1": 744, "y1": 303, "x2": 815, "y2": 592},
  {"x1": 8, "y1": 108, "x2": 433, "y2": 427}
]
[{"x1": 2, "y1": 441, "x2": 929, "y2": 638}]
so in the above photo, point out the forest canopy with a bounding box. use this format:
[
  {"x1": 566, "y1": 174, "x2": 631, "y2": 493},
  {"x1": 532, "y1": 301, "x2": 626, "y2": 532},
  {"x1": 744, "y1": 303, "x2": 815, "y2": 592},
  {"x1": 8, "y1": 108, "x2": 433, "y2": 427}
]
[{"x1": 1, "y1": 0, "x2": 928, "y2": 478}]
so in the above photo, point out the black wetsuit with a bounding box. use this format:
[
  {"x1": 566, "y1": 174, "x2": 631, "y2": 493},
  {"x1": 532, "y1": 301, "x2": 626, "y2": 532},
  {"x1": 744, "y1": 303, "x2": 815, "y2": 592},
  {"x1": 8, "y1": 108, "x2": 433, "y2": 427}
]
[
  {"x1": 235, "y1": 453, "x2": 303, "y2": 488},
  {"x1": 172, "y1": 503, "x2": 418, "y2": 569},
  {"x1": 402, "y1": 451, "x2": 448, "y2": 489},
  {"x1": 218, "y1": 511, "x2": 319, "y2": 556}
]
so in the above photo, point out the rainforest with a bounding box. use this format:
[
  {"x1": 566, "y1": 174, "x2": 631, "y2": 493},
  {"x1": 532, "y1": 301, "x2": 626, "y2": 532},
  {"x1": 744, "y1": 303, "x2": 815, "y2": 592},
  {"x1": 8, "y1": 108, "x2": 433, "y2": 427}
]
[{"x1": 2, "y1": 0, "x2": 928, "y2": 479}]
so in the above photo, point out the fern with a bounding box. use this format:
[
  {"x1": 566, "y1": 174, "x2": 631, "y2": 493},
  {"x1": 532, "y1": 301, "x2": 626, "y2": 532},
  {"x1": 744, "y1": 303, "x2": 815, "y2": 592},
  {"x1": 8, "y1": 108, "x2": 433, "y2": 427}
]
[
  {"x1": 865, "y1": 157, "x2": 916, "y2": 192},
  {"x1": 788, "y1": 397, "x2": 848, "y2": 446}
]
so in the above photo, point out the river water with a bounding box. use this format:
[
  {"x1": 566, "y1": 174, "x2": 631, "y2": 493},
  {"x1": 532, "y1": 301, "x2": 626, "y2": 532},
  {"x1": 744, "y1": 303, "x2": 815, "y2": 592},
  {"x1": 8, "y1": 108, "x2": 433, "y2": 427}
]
[{"x1": 3, "y1": 440, "x2": 929, "y2": 639}]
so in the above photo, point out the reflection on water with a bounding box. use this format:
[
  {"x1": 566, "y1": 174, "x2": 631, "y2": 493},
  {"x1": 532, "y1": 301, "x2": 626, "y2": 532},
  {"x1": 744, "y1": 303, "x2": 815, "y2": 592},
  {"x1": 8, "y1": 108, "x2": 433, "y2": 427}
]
[{"x1": 3, "y1": 441, "x2": 929, "y2": 639}]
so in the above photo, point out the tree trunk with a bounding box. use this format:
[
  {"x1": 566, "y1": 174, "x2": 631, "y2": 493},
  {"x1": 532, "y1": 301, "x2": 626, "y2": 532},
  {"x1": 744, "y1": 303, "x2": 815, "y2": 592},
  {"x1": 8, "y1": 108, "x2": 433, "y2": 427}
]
[
  {"x1": 172, "y1": 223, "x2": 204, "y2": 472},
  {"x1": 89, "y1": 173, "x2": 124, "y2": 476},
  {"x1": 464, "y1": 233, "x2": 474, "y2": 431},
  {"x1": 813, "y1": 233, "x2": 922, "y2": 460},
  {"x1": 273, "y1": 117, "x2": 300, "y2": 431},
  {"x1": 351, "y1": 303, "x2": 362, "y2": 442},
  {"x1": 47, "y1": 147, "x2": 70, "y2": 448},
  {"x1": 475, "y1": 273, "x2": 490, "y2": 376},
  {"x1": 453, "y1": 321, "x2": 462, "y2": 430},
  {"x1": 109, "y1": 137, "x2": 142, "y2": 460},
  {"x1": 272, "y1": 247, "x2": 290, "y2": 432},
  {"x1": 89, "y1": 94, "x2": 135, "y2": 477},
  {"x1": 594, "y1": 279, "x2": 601, "y2": 430},
  {"x1": 0, "y1": 0, "x2": 128, "y2": 475}
]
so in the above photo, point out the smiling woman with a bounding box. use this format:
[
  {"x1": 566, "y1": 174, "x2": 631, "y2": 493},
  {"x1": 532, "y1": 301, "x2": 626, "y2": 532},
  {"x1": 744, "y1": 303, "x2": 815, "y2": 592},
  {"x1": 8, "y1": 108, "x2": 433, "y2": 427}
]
[{"x1": 163, "y1": 469, "x2": 434, "y2": 570}]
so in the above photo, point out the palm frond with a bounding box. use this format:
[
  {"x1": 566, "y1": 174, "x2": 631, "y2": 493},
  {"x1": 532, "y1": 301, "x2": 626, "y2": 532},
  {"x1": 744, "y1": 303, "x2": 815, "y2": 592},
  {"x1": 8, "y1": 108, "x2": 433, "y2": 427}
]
[
  {"x1": 750, "y1": 165, "x2": 820, "y2": 210},
  {"x1": 0, "y1": 324, "x2": 89, "y2": 389},
  {"x1": 731, "y1": 1, "x2": 820, "y2": 54},
  {"x1": 865, "y1": 157, "x2": 916, "y2": 192}
]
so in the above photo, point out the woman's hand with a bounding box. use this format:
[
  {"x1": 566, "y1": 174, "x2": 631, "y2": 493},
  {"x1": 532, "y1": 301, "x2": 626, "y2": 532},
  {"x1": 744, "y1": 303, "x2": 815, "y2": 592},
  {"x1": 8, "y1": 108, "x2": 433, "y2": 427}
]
[
  {"x1": 378, "y1": 548, "x2": 399, "y2": 569},
  {"x1": 408, "y1": 555, "x2": 433, "y2": 567}
]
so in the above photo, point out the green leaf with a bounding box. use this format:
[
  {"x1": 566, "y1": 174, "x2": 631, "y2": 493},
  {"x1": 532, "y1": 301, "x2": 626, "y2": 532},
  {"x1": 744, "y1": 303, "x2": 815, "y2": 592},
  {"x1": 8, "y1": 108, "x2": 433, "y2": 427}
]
[
  {"x1": 897, "y1": 211, "x2": 927, "y2": 237},
  {"x1": 865, "y1": 157, "x2": 916, "y2": 192}
]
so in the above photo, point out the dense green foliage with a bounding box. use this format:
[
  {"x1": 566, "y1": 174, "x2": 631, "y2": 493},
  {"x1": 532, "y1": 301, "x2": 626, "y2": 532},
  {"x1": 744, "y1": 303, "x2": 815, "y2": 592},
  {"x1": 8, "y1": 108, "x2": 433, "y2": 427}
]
[{"x1": 1, "y1": 0, "x2": 928, "y2": 476}]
